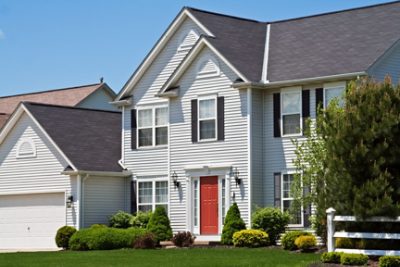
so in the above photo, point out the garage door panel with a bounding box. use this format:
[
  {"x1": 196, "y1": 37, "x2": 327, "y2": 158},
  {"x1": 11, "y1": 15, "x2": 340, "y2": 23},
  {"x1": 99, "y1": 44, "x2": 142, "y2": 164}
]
[{"x1": 0, "y1": 193, "x2": 65, "y2": 249}]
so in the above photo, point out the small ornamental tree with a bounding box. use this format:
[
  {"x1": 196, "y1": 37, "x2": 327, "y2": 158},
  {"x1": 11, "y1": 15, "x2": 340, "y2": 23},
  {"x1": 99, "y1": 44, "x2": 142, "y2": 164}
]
[
  {"x1": 292, "y1": 77, "x2": 400, "y2": 241},
  {"x1": 221, "y1": 202, "x2": 246, "y2": 245},
  {"x1": 55, "y1": 226, "x2": 76, "y2": 249},
  {"x1": 146, "y1": 206, "x2": 172, "y2": 244}
]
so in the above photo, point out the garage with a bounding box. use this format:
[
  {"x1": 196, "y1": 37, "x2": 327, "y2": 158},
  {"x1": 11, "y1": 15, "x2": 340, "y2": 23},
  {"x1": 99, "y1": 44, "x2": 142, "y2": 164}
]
[{"x1": 0, "y1": 192, "x2": 65, "y2": 249}]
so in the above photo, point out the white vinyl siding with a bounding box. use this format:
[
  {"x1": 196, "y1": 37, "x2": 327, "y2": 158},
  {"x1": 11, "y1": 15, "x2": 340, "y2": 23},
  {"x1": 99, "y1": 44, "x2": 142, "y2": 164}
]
[
  {"x1": 169, "y1": 47, "x2": 250, "y2": 230},
  {"x1": 82, "y1": 176, "x2": 130, "y2": 228},
  {"x1": 76, "y1": 88, "x2": 119, "y2": 111},
  {"x1": 0, "y1": 113, "x2": 77, "y2": 228},
  {"x1": 368, "y1": 41, "x2": 400, "y2": 83},
  {"x1": 123, "y1": 18, "x2": 204, "y2": 176},
  {"x1": 262, "y1": 87, "x2": 317, "y2": 207}
]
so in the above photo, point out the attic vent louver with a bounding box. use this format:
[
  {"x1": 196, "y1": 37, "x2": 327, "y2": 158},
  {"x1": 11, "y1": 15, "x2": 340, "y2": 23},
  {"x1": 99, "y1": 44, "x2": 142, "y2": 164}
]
[
  {"x1": 16, "y1": 138, "x2": 37, "y2": 159},
  {"x1": 177, "y1": 29, "x2": 199, "y2": 52}
]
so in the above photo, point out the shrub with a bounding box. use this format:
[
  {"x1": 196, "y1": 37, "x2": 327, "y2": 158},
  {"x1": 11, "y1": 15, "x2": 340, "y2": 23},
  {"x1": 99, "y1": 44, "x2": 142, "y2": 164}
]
[
  {"x1": 109, "y1": 211, "x2": 133, "y2": 229},
  {"x1": 335, "y1": 237, "x2": 355, "y2": 249},
  {"x1": 90, "y1": 224, "x2": 107, "y2": 229},
  {"x1": 172, "y1": 231, "x2": 196, "y2": 247},
  {"x1": 379, "y1": 256, "x2": 400, "y2": 267},
  {"x1": 281, "y1": 231, "x2": 312, "y2": 250},
  {"x1": 133, "y1": 232, "x2": 157, "y2": 249},
  {"x1": 340, "y1": 253, "x2": 369, "y2": 266},
  {"x1": 321, "y1": 252, "x2": 342, "y2": 263},
  {"x1": 294, "y1": 235, "x2": 316, "y2": 251},
  {"x1": 221, "y1": 203, "x2": 246, "y2": 245},
  {"x1": 251, "y1": 207, "x2": 290, "y2": 244},
  {"x1": 232, "y1": 229, "x2": 269, "y2": 248},
  {"x1": 131, "y1": 211, "x2": 152, "y2": 228},
  {"x1": 147, "y1": 206, "x2": 172, "y2": 243},
  {"x1": 69, "y1": 227, "x2": 148, "y2": 251},
  {"x1": 55, "y1": 226, "x2": 76, "y2": 249}
]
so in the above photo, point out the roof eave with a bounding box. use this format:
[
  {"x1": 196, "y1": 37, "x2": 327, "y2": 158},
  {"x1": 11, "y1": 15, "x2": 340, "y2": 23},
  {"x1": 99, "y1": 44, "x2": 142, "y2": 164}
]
[
  {"x1": 61, "y1": 170, "x2": 132, "y2": 177},
  {"x1": 232, "y1": 71, "x2": 367, "y2": 89}
]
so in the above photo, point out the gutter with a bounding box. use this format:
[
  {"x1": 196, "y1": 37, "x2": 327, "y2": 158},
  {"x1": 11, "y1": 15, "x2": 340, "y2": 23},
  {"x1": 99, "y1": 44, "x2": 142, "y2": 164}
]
[
  {"x1": 61, "y1": 170, "x2": 132, "y2": 177},
  {"x1": 232, "y1": 72, "x2": 367, "y2": 90},
  {"x1": 110, "y1": 99, "x2": 132, "y2": 106}
]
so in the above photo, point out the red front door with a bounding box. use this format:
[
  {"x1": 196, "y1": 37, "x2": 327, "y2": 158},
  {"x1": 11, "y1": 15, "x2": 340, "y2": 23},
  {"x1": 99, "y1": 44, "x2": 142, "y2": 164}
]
[{"x1": 200, "y1": 176, "x2": 219, "y2": 235}]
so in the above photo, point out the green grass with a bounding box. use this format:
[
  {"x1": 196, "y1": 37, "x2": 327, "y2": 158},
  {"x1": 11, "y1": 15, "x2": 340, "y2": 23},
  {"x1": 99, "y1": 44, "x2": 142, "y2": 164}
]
[{"x1": 0, "y1": 247, "x2": 319, "y2": 267}]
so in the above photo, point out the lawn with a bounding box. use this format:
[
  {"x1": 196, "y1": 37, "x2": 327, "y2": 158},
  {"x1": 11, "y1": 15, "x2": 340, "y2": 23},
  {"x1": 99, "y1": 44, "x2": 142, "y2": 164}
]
[{"x1": 0, "y1": 247, "x2": 319, "y2": 267}]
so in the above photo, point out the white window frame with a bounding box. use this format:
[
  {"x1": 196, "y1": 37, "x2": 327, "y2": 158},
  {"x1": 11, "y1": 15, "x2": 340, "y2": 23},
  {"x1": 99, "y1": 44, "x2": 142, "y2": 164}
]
[
  {"x1": 16, "y1": 138, "x2": 37, "y2": 159},
  {"x1": 137, "y1": 105, "x2": 168, "y2": 148},
  {"x1": 137, "y1": 178, "x2": 169, "y2": 212},
  {"x1": 198, "y1": 95, "x2": 218, "y2": 142},
  {"x1": 280, "y1": 87, "x2": 302, "y2": 137},
  {"x1": 323, "y1": 82, "x2": 346, "y2": 108},
  {"x1": 281, "y1": 172, "x2": 304, "y2": 228}
]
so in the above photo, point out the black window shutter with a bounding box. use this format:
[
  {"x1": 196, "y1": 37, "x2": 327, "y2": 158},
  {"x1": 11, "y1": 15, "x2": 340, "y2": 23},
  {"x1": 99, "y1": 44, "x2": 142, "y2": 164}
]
[
  {"x1": 302, "y1": 90, "x2": 310, "y2": 134},
  {"x1": 131, "y1": 109, "x2": 137, "y2": 149},
  {"x1": 303, "y1": 186, "x2": 312, "y2": 228},
  {"x1": 273, "y1": 93, "x2": 281, "y2": 137},
  {"x1": 217, "y1": 96, "x2": 225, "y2": 141},
  {"x1": 274, "y1": 172, "x2": 281, "y2": 208},
  {"x1": 191, "y1": 99, "x2": 198, "y2": 143},
  {"x1": 130, "y1": 180, "x2": 137, "y2": 214},
  {"x1": 315, "y1": 88, "x2": 324, "y2": 115}
]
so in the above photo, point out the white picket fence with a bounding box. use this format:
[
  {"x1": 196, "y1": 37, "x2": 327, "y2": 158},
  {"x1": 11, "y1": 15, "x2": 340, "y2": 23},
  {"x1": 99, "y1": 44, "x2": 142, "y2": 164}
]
[{"x1": 326, "y1": 207, "x2": 400, "y2": 256}]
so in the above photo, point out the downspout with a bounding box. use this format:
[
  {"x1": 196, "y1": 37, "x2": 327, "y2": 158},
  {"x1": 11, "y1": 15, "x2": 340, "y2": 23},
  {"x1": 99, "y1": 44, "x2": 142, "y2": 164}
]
[
  {"x1": 77, "y1": 174, "x2": 81, "y2": 229},
  {"x1": 247, "y1": 87, "x2": 252, "y2": 228},
  {"x1": 118, "y1": 105, "x2": 127, "y2": 170}
]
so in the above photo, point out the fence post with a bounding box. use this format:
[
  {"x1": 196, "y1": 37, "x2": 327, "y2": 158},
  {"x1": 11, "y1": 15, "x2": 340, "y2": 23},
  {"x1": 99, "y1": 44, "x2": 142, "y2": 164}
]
[{"x1": 326, "y1": 207, "x2": 336, "y2": 252}]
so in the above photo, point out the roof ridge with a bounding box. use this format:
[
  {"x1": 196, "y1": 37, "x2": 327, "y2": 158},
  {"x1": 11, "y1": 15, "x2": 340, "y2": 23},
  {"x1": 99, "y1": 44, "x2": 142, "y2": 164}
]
[
  {"x1": 185, "y1": 6, "x2": 263, "y2": 24},
  {"x1": 23, "y1": 101, "x2": 121, "y2": 114},
  {"x1": 270, "y1": 0, "x2": 400, "y2": 24},
  {"x1": 0, "y1": 83, "x2": 103, "y2": 99}
]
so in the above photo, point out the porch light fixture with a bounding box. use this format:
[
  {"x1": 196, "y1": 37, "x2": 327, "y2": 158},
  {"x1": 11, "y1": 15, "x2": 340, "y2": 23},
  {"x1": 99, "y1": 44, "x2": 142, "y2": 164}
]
[
  {"x1": 172, "y1": 171, "x2": 180, "y2": 188},
  {"x1": 66, "y1": 195, "x2": 74, "y2": 208},
  {"x1": 233, "y1": 167, "x2": 241, "y2": 186}
]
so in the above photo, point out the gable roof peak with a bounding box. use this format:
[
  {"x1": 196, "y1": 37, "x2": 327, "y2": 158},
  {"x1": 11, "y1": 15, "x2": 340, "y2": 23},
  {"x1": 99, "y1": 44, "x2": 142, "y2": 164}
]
[{"x1": 185, "y1": 6, "x2": 263, "y2": 24}]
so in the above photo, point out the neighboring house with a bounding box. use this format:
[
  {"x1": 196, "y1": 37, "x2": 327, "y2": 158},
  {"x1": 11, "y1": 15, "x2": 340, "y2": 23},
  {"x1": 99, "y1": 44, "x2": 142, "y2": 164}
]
[
  {"x1": 0, "y1": 102, "x2": 130, "y2": 249},
  {"x1": 112, "y1": 1, "x2": 400, "y2": 240},
  {"x1": 0, "y1": 83, "x2": 118, "y2": 129}
]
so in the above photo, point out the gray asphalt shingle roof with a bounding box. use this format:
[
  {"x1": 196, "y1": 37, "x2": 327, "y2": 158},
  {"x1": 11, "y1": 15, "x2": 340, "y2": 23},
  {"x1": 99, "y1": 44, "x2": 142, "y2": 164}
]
[
  {"x1": 188, "y1": 1, "x2": 400, "y2": 82},
  {"x1": 24, "y1": 102, "x2": 122, "y2": 172}
]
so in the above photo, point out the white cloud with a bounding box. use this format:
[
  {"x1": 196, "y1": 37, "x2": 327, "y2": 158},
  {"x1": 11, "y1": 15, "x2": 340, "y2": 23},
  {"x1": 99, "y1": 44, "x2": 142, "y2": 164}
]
[{"x1": 0, "y1": 29, "x2": 5, "y2": 40}]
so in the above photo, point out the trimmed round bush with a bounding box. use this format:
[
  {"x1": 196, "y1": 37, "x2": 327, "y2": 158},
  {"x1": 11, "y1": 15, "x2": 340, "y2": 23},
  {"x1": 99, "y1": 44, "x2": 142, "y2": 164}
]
[
  {"x1": 55, "y1": 226, "x2": 76, "y2": 249},
  {"x1": 69, "y1": 227, "x2": 148, "y2": 251},
  {"x1": 340, "y1": 253, "x2": 369, "y2": 266},
  {"x1": 130, "y1": 211, "x2": 152, "y2": 229},
  {"x1": 321, "y1": 252, "x2": 342, "y2": 264},
  {"x1": 251, "y1": 207, "x2": 290, "y2": 244},
  {"x1": 109, "y1": 211, "x2": 133, "y2": 229},
  {"x1": 172, "y1": 231, "x2": 196, "y2": 247},
  {"x1": 335, "y1": 237, "x2": 355, "y2": 249},
  {"x1": 232, "y1": 229, "x2": 269, "y2": 248},
  {"x1": 379, "y1": 256, "x2": 400, "y2": 267},
  {"x1": 147, "y1": 206, "x2": 172, "y2": 243},
  {"x1": 294, "y1": 235, "x2": 316, "y2": 251},
  {"x1": 221, "y1": 203, "x2": 246, "y2": 245},
  {"x1": 133, "y1": 232, "x2": 157, "y2": 249},
  {"x1": 281, "y1": 231, "x2": 312, "y2": 250}
]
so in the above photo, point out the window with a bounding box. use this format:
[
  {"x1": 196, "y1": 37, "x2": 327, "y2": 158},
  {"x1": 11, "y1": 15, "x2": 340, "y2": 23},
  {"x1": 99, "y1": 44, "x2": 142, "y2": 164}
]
[
  {"x1": 137, "y1": 106, "x2": 168, "y2": 147},
  {"x1": 282, "y1": 174, "x2": 303, "y2": 226},
  {"x1": 138, "y1": 180, "x2": 168, "y2": 212},
  {"x1": 193, "y1": 179, "x2": 199, "y2": 227},
  {"x1": 16, "y1": 138, "x2": 36, "y2": 158},
  {"x1": 281, "y1": 90, "x2": 302, "y2": 136},
  {"x1": 325, "y1": 86, "x2": 345, "y2": 107},
  {"x1": 221, "y1": 178, "x2": 226, "y2": 224},
  {"x1": 198, "y1": 98, "x2": 217, "y2": 140}
]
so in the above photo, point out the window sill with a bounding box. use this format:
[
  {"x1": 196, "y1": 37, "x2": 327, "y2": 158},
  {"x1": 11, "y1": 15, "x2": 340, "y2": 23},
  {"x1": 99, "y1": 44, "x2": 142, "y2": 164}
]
[
  {"x1": 195, "y1": 139, "x2": 222, "y2": 144},
  {"x1": 281, "y1": 133, "x2": 303, "y2": 138},
  {"x1": 135, "y1": 145, "x2": 168, "y2": 151}
]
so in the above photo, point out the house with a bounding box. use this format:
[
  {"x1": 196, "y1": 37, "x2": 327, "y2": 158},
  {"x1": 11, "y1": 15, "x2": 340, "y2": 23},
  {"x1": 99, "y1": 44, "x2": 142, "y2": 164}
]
[
  {"x1": 112, "y1": 1, "x2": 400, "y2": 240},
  {"x1": 1, "y1": 1, "x2": 400, "y2": 250},
  {"x1": 0, "y1": 102, "x2": 130, "y2": 249},
  {"x1": 0, "y1": 82, "x2": 118, "y2": 129}
]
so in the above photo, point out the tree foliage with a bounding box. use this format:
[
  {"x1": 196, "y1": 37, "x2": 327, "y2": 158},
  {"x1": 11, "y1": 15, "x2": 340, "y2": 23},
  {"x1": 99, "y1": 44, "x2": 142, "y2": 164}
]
[
  {"x1": 293, "y1": 77, "x2": 400, "y2": 236},
  {"x1": 221, "y1": 202, "x2": 246, "y2": 245}
]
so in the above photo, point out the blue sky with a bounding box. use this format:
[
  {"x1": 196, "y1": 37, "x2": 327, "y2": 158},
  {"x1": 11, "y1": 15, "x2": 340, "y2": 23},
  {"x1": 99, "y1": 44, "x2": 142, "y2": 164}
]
[{"x1": 0, "y1": 0, "x2": 392, "y2": 96}]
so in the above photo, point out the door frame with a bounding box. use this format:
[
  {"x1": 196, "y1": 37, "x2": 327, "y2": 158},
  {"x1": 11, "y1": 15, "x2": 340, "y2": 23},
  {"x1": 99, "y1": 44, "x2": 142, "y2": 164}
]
[{"x1": 186, "y1": 167, "x2": 231, "y2": 236}]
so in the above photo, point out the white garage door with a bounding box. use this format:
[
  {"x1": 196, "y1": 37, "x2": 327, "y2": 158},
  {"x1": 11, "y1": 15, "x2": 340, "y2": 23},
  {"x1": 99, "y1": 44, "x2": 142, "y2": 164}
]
[{"x1": 0, "y1": 192, "x2": 65, "y2": 249}]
